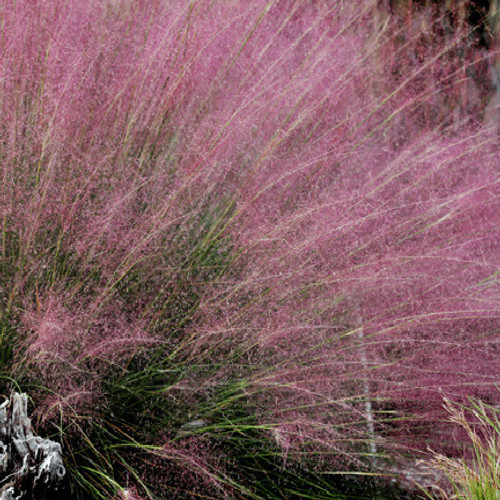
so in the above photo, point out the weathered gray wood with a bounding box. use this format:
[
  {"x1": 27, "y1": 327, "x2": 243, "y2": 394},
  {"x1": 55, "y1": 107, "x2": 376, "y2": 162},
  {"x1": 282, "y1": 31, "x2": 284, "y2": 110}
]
[{"x1": 0, "y1": 393, "x2": 65, "y2": 499}]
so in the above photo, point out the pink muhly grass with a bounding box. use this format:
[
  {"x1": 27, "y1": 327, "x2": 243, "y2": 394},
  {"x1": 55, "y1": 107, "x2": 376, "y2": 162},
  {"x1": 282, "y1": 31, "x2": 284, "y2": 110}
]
[
  {"x1": 0, "y1": 0, "x2": 499, "y2": 497},
  {"x1": 177, "y1": 0, "x2": 500, "y2": 470}
]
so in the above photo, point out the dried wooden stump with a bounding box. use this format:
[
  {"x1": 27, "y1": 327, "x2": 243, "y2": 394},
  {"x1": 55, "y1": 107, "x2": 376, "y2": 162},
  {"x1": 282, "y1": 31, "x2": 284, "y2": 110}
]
[{"x1": 0, "y1": 393, "x2": 65, "y2": 499}]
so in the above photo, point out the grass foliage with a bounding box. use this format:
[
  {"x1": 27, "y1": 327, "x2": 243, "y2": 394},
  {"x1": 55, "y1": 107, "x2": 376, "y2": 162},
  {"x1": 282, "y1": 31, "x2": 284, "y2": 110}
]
[{"x1": 429, "y1": 397, "x2": 500, "y2": 500}]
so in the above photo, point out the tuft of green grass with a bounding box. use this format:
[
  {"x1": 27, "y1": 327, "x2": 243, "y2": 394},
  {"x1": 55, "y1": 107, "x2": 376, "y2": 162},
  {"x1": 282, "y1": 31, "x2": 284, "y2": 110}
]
[{"x1": 427, "y1": 396, "x2": 500, "y2": 500}]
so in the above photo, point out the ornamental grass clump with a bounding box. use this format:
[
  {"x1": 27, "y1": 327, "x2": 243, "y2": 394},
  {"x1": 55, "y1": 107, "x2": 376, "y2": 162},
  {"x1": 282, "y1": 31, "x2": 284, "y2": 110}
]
[
  {"x1": 429, "y1": 397, "x2": 500, "y2": 500},
  {"x1": 0, "y1": 0, "x2": 499, "y2": 498}
]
